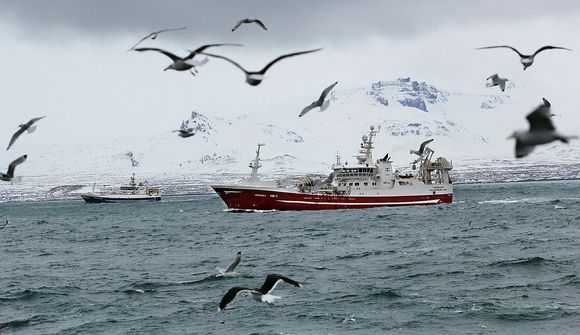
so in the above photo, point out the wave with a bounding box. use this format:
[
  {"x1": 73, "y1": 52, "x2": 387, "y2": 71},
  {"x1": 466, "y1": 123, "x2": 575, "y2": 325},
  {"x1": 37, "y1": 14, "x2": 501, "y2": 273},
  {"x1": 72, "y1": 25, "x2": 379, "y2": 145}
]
[
  {"x1": 496, "y1": 302, "x2": 580, "y2": 321},
  {"x1": 487, "y1": 256, "x2": 554, "y2": 267},
  {"x1": 223, "y1": 208, "x2": 278, "y2": 213},
  {"x1": 367, "y1": 288, "x2": 402, "y2": 299},
  {"x1": 0, "y1": 288, "x2": 69, "y2": 302},
  {"x1": 478, "y1": 198, "x2": 530, "y2": 204}
]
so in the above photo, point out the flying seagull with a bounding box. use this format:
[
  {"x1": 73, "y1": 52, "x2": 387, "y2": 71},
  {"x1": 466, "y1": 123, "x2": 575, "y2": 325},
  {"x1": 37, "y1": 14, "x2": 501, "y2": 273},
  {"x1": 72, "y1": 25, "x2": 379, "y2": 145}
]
[
  {"x1": 127, "y1": 26, "x2": 187, "y2": 51},
  {"x1": 202, "y1": 48, "x2": 321, "y2": 86},
  {"x1": 173, "y1": 128, "x2": 195, "y2": 138},
  {"x1": 410, "y1": 139, "x2": 434, "y2": 156},
  {"x1": 476, "y1": 45, "x2": 571, "y2": 70},
  {"x1": 509, "y1": 98, "x2": 577, "y2": 158},
  {"x1": 134, "y1": 43, "x2": 241, "y2": 75},
  {"x1": 219, "y1": 273, "x2": 301, "y2": 310},
  {"x1": 231, "y1": 18, "x2": 268, "y2": 32},
  {"x1": 486, "y1": 74, "x2": 509, "y2": 92},
  {"x1": 299, "y1": 81, "x2": 338, "y2": 117},
  {"x1": 215, "y1": 252, "x2": 241, "y2": 277},
  {"x1": 7, "y1": 116, "x2": 46, "y2": 150},
  {"x1": 1, "y1": 155, "x2": 27, "y2": 182}
]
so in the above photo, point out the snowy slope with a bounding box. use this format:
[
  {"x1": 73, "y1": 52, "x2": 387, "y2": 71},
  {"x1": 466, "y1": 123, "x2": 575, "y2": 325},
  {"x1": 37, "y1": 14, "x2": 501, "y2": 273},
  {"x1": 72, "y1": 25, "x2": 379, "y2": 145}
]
[{"x1": 2, "y1": 77, "x2": 579, "y2": 201}]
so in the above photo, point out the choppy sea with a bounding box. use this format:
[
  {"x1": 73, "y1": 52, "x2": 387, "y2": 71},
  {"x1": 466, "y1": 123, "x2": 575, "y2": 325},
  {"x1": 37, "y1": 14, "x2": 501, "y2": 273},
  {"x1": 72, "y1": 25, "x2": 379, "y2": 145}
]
[{"x1": 1, "y1": 180, "x2": 579, "y2": 334}]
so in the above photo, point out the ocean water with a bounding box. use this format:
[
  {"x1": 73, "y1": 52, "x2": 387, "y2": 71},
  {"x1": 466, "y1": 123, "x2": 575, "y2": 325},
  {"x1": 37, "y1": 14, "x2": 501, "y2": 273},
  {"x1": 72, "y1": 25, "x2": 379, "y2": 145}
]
[{"x1": 1, "y1": 181, "x2": 579, "y2": 335}]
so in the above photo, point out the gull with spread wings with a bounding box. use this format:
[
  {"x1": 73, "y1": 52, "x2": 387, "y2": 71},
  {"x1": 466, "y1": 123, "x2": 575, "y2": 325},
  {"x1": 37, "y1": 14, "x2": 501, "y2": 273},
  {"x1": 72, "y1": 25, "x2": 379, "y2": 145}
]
[
  {"x1": 476, "y1": 45, "x2": 571, "y2": 70},
  {"x1": 509, "y1": 98, "x2": 577, "y2": 158},
  {"x1": 219, "y1": 273, "x2": 301, "y2": 310},
  {"x1": 202, "y1": 48, "x2": 321, "y2": 86},
  {"x1": 299, "y1": 81, "x2": 338, "y2": 117},
  {"x1": 134, "y1": 43, "x2": 241, "y2": 75},
  {"x1": 1, "y1": 155, "x2": 27, "y2": 182},
  {"x1": 7, "y1": 116, "x2": 45, "y2": 150},
  {"x1": 231, "y1": 18, "x2": 268, "y2": 32}
]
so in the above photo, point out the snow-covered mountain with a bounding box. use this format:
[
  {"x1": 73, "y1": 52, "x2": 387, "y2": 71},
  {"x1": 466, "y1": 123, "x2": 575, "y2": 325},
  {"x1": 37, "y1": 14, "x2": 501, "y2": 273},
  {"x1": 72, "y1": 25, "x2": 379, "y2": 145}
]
[{"x1": 3, "y1": 77, "x2": 579, "y2": 201}]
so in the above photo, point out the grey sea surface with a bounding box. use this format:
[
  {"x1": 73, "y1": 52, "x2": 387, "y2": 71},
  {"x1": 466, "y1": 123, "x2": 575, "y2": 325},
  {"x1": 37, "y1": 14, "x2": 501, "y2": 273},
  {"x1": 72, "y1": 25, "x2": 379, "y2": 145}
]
[{"x1": 1, "y1": 181, "x2": 579, "y2": 334}]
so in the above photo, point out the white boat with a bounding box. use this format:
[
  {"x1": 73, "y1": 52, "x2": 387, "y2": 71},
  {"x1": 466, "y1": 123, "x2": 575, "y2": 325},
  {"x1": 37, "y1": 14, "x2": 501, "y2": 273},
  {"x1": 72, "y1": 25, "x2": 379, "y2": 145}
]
[{"x1": 81, "y1": 174, "x2": 161, "y2": 203}]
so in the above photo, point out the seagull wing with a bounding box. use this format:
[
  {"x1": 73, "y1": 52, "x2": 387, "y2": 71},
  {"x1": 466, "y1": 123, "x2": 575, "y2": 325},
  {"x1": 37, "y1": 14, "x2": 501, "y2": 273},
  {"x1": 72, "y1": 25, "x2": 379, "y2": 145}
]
[
  {"x1": 6, "y1": 155, "x2": 27, "y2": 178},
  {"x1": 154, "y1": 26, "x2": 187, "y2": 34},
  {"x1": 542, "y1": 98, "x2": 551, "y2": 107},
  {"x1": 26, "y1": 116, "x2": 46, "y2": 127},
  {"x1": 526, "y1": 103, "x2": 555, "y2": 132},
  {"x1": 201, "y1": 53, "x2": 248, "y2": 73},
  {"x1": 515, "y1": 140, "x2": 535, "y2": 158},
  {"x1": 127, "y1": 33, "x2": 155, "y2": 51},
  {"x1": 184, "y1": 44, "x2": 242, "y2": 60},
  {"x1": 6, "y1": 127, "x2": 26, "y2": 150},
  {"x1": 476, "y1": 45, "x2": 524, "y2": 58},
  {"x1": 231, "y1": 20, "x2": 243, "y2": 32},
  {"x1": 219, "y1": 287, "x2": 254, "y2": 310},
  {"x1": 499, "y1": 80, "x2": 506, "y2": 91},
  {"x1": 133, "y1": 48, "x2": 182, "y2": 62},
  {"x1": 418, "y1": 138, "x2": 434, "y2": 153},
  {"x1": 317, "y1": 81, "x2": 339, "y2": 104},
  {"x1": 258, "y1": 48, "x2": 322, "y2": 75},
  {"x1": 299, "y1": 102, "x2": 318, "y2": 117},
  {"x1": 532, "y1": 45, "x2": 571, "y2": 57},
  {"x1": 258, "y1": 274, "x2": 301, "y2": 294},
  {"x1": 128, "y1": 27, "x2": 186, "y2": 51},
  {"x1": 253, "y1": 19, "x2": 268, "y2": 30},
  {"x1": 486, "y1": 74, "x2": 498, "y2": 81},
  {"x1": 225, "y1": 253, "x2": 241, "y2": 272}
]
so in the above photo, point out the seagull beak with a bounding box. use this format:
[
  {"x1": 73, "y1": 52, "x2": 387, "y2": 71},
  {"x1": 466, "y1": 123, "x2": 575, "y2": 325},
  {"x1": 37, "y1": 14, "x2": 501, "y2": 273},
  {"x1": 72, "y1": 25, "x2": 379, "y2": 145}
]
[{"x1": 506, "y1": 134, "x2": 514, "y2": 140}]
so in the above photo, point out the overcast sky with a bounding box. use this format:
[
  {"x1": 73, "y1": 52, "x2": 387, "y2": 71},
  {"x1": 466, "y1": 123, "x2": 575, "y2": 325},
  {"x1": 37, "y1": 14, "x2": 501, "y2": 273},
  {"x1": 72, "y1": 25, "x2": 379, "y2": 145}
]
[{"x1": 0, "y1": 0, "x2": 579, "y2": 149}]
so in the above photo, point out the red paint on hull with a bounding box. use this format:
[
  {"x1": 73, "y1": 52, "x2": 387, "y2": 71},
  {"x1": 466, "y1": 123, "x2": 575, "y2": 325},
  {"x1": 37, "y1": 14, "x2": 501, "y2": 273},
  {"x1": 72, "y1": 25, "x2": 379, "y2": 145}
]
[{"x1": 212, "y1": 186, "x2": 452, "y2": 211}]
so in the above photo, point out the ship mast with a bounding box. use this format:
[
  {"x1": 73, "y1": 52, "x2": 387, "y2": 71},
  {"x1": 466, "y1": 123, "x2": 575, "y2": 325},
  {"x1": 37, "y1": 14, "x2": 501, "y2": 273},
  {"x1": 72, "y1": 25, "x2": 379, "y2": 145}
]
[
  {"x1": 356, "y1": 126, "x2": 377, "y2": 165},
  {"x1": 249, "y1": 143, "x2": 265, "y2": 183}
]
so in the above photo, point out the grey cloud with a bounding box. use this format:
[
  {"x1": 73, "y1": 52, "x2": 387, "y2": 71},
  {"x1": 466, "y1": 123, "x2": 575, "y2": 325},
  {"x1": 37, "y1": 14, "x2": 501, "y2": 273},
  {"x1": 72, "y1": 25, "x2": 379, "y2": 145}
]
[{"x1": 1, "y1": 0, "x2": 579, "y2": 45}]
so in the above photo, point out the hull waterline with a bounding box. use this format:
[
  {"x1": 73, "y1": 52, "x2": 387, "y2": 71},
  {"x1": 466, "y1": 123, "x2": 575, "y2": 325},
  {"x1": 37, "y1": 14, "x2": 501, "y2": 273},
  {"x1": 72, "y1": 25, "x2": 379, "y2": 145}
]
[
  {"x1": 81, "y1": 195, "x2": 161, "y2": 203},
  {"x1": 212, "y1": 186, "x2": 452, "y2": 211}
]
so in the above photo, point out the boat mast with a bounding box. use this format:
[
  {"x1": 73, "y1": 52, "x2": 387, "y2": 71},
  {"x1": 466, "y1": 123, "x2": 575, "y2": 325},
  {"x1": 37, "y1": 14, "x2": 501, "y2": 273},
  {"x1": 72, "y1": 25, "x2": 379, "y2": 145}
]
[
  {"x1": 357, "y1": 126, "x2": 377, "y2": 165},
  {"x1": 249, "y1": 143, "x2": 265, "y2": 183}
]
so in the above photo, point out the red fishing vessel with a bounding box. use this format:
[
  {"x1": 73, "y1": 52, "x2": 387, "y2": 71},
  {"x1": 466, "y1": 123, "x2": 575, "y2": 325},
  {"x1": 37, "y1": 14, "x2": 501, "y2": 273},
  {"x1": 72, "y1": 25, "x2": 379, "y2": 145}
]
[{"x1": 212, "y1": 126, "x2": 453, "y2": 211}]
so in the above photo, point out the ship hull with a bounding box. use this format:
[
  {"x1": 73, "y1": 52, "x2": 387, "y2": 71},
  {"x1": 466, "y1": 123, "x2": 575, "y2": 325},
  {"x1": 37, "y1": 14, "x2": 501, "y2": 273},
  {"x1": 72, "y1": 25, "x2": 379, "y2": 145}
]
[
  {"x1": 81, "y1": 194, "x2": 161, "y2": 203},
  {"x1": 212, "y1": 186, "x2": 452, "y2": 211}
]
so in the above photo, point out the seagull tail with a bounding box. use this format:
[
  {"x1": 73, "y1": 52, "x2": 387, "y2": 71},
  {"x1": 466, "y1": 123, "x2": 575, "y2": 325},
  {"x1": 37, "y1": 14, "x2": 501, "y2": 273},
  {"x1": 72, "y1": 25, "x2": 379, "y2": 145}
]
[
  {"x1": 485, "y1": 83, "x2": 492, "y2": 88},
  {"x1": 27, "y1": 125, "x2": 37, "y2": 133}
]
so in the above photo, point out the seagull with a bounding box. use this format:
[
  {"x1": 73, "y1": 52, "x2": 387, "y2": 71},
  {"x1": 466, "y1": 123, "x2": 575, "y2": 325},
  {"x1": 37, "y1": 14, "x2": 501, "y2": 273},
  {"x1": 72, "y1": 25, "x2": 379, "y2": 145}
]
[
  {"x1": 127, "y1": 26, "x2": 187, "y2": 51},
  {"x1": 7, "y1": 116, "x2": 46, "y2": 150},
  {"x1": 486, "y1": 74, "x2": 509, "y2": 92},
  {"x1": 476, "y1": 45, "x2": 571, "y2": 70},
  {"x1": 231, "y1": 18, "x2": 268, "y2": 32},
  {"x1": 219, "y1": 273, "x2": 301, "y2": 310},
  {"x1": 314, "y1": 172, "x2": 336, "y2": 190},
  {"x1": 299, "y1": 81, "x2": 338, "y2": 117},
  {"x1": 508, "y1": 98, "x2": 577, "y2": 158},
  {"x1": 173, "y1": 128, "x2": 195, "y2": 138},
  {"x1": 202, "y1": 48, "x2": 321, "y2": 86},
  {"x1": 1, "y1": 155, "x2": 27, "y2": 182},
  {"x1": 410, "y1": 139, "x2": 434, "y2": 156},
  {"x1": 215, "y1": 251, "x2": 241, "y2": 277},
  {"x1": 134, "y1": 43, "x2": 241, "y2": 75}
]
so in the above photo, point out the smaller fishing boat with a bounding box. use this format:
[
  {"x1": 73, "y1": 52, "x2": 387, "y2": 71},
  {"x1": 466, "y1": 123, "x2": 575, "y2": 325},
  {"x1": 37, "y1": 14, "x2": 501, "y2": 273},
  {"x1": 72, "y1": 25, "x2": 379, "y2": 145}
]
[{"x1": 81, "y1": 174, "x2": 161, "y2": 203}]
